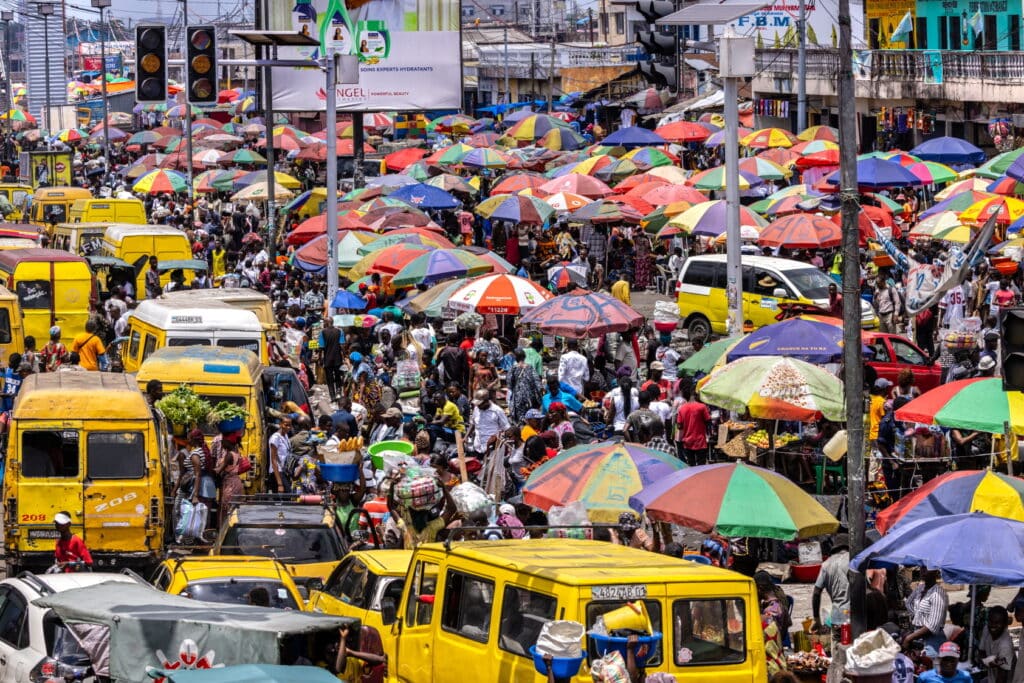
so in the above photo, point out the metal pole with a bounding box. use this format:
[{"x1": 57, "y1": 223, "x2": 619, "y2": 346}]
[
  {"x1": 503, "y1": 24, "x2": 509, "y2": 107},
  {"x1": 325, "y1": 52, "x2": 338, "y2": 315},
  {"x1": 353, "y1": 112, "x2": 365, "y2": 189},
  {"x1": 837, "y1": 0, "x2": 866, "y2": 638},
  {"x1": 797, "y1": 0, "x2": 807, "y2": 131},
  {"x1": 723, "y1": 67, "x2": 742, "y2": 335},
  {"x1": 265, "y1": 43, "x2": 277, "y2": 260},
  {"x1": 181, "y1": 0, "x2": 195, "y2": 201},
  {"x1": 547, "y1": 36, "x2": 555, "y2": 112},
  {"x1": 43, "y1": 13, "x2": 51, "y2": 135},
  {"x1": 3, "y1": 16, "x2": 11, "y2": 137},
  {"x1": 99, "y1": 6, "x2": 110, "y2": 183}
]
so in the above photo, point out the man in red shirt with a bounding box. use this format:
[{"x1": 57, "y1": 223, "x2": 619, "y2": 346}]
[
  {"x1": 53, "y1": 512, "x2": 92, "y2": 571},
  {"x1": 675, "y1": 385, "x2": 711, "y2": 466}
]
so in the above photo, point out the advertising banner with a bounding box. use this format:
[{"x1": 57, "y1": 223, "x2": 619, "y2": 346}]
[
  {"x1": 267, "y1": 0, "x2": 462, "y2": 112},
  {"x1": 729, "y1": 0, "x2": 866, "y2": 48},
  {"x1": 81, "y1": 55, "x2": 123, "y2": 74}
]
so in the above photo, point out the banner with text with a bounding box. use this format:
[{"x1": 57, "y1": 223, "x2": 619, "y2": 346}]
[
  {"x1": 267, "y1": 0, "x2": 462, "y2": 112},
  {"x1": 729, "y1": 0, "x2": 866, "y2": 48}
]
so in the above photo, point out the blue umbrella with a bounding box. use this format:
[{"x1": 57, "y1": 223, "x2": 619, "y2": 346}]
[
  {"x1": 601, "y1": 126, "x2": 667, "y2": 148},
  {"x1": 726, "y1": 317, "x2": 846, "y2": 364},
  {"x1": 850, "y1": 512, "x2": 1024, "y2": 585},
  {"x1": 331, "y1": 290, "x2": 368, "y2": 310},
  {"x1": 388, "y1": 182, "x2": 460, "y2": 210},
  {"x1": 824, "y1": 157, "x2": 923, "y2": 189},
  {"x1": 909, "y1": 136, "x2": 986, "y2": 165}
]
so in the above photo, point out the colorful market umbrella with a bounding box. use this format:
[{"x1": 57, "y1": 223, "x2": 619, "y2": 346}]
[
  {"x1": 918, "y1": 190, "x2": 995, "y2": 219},
  {"x1": 757, "y1": 147, "x2": 800, "y2": 167},
  {"x1": 460, "y1": 246, "x2": 516, "y2": 273},
  {"x1": 699, "y1": 355, "x2": 845, "y2": 421},
  {"x1": 688, "y1": 167, "x2": 763, "y2": 191},
  {"x1": 738, "y1": 157, "x2": 793, "y2": 181},
  {"x1": 460, "y1": 147, "x2": 509, "y2": 169},
  {"x1": 571, "y1": 199, "x2": 643, "y2": 224},
  {"x1": 959, "y1": 196, "x2": 1024, "y2": 226},
  {"x1": 545, "y1": 263, "x2": 589, "y2": 289},
  {"x1": 447, "y1": 273, "x2": 553, "y2": 314},
  {"x1": 387, "y1": 182, "x2": 460, "y2": 210},
  {"x1": 519, "y1": 289, "x2": 643, "y2": 337},
  {"x1": 908, "y1": 161, "x2": 958, "y2": 185},
  {"x1": 741, "y1": 127, "x2": 799, "y2": 149},
  {"x1": 384, "y1": 147, "x2": 428, "y2": 171},
  {"x1": 629, "y1": 461, "x2": 839, "y2": 540},
  {"x1": 475, "y1": 194, "x2": 555, "y2": 224},
  {"x1": 909, "y1": 136, "x2": 986, "y2": 165},
  {"x1": 544, "y1": 191, "x2": 592, "y2": 212},
  {"x1": 403, "y1": 279, "x2": 470, "y2": 317},
  {"x1": 390, "y1": 249, "x2": 493, "y2": 287},
  {"x1": 348, "y1": 244, "x2": 432, "y2": 278},
  {"x1": 667, "y1": 200, "x2": 767, "y2": 237},
  {"x1": 504, "y1": 114, "x2": 572, "y2": 142},
  {"x1": 641, "y1": 183, "x2": 706, "y2": 206},
  {"x1": 538, "y1": 173, "x2": 613, "y2": 198},
  {"x1": 231, "y1": 182, "x2": 295, "y2": 202},
  {"x1": 601, "y1": 126, "x2": 667, "y2": 148},
  {"x1": 679, "y1": 336, "x2": 743, "y2": 377},
  {"x1": 227, "y1": 148, "x2": 267, "y2": 165},
  {"x1": 908, "y1": 210, "x2": 969, "y2": 239},
  {"x1": 725, "y1": 316, "x2": 847, "y2": 363},
  {"x1": 132, "y1": 169, "x2": 188, "y2": 195},
  {"x1": 704, "y1": 127, "x2": 753, "y2": 148},
  {"x1": 424, "y1": 174, "x2": 477, "y2": 196},
  {"x1": 797, "y1": 125, "x2": 839, "y2": 142},
  {"x1": 428, "y1": 143, "x2": 474, "y2": 166},
  {"x1": 935, "y1": 177, "x2": 994, "y2": 201},
  {"x1": 621, "y1": 147, "x2": 678, "y2": 170},
  {"x1": 491, "y1": 173, "x2": 547, "y2": 195},
  {"x1": 654, "y1": 120, "x2": 711, "y2": 143},
  {"x1": 235, "y1": 170, "x2": 301, "y2": 190},
  {"x1": 523, "y1": 441, "x2": 686, "y2": 522},
  {"x1": 285, "y1": 213, "x2": 371, "y2": 245},
  {"x1": 895, "y1": 377, "x2": 1024, "y2": 435},
  {"x1": 356, "y1": 232, "x2": 454, "y2": 255},
  {"x1": 758, "y1": 214, "x2": 842, "y2": 249},
  {"x1": 127, "y1": 130, "x2": 162, "y2": 146},
  {"x1": 54, "y1": 127, "x2": 87, "y2": 143},
  {"x1": 875, "y1": 470, "x2": 1024, "y2": 535},
  {"x1": 538, "y1": 127, "x2": 586, "y2": 151}
]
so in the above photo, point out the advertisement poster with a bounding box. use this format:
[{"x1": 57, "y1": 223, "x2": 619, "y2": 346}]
[
  {"x1": 81, "y1": 55, "x2": 123, "y2": 74},
  {"x1": 729, "y1": 0, "x2": 865, "y2": 48},
  {"x1": 268, "y1": 0, "x2": 462, "y2": 112},
  {"x1": 19, "y1": 151, "x2": 73, "y2": 190}
]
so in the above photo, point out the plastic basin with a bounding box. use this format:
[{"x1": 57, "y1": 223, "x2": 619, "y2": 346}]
[
  {"x1": 589, "y1": 632, "x2": 662, "y2": 666},
  {"x1": 529, "y1": 646, "x2": 585, "y2": 678},
  {"x1": 217, "y1": 416, "x2": 245, "y2": 434},
  {"x1": 368, "y1": 440, "x2": 414, "y2": 469},
  {"x1": 790, "y1": 562, "x2": 822, "y2": 583},
  {"x1": 321, "y1": 463, "x2": 359, "y2": 483}
]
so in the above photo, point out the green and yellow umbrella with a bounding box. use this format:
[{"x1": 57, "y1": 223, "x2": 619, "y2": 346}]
[
  {"x1": 876, "y1": 470, "x2": 1024, "y2": 534},
  {"x1": 133, "y1": 169, "x2": 188, "y2": 195}
]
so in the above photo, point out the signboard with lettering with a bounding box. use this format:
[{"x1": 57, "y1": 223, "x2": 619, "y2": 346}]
[{"x1": 728, "y1": 0, "x2": 866, "y2": 48}]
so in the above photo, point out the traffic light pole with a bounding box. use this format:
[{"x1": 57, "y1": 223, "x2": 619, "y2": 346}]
[
  {"x1": 325, "y1": 51, "x2": 339, "y2": 315},
  {"x1": 264, "y1": 44, "x2": 278, "y2": 260}
]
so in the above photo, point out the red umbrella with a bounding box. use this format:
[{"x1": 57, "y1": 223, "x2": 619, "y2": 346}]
[
  {"x1": 361, "y1": 244, "x2": 433, "y2": 275},
  {"x1": 384, "y1": 226, "x2": 452, "y2": 239},
  {"x1": 833, "y1": 205, "x2": 900, "y2": 246},
  {"x1": 539, "y1": 174, "x2": 613, "y2": 199},
  {"x1": 612, "y1": 195, "x2": 654, "y2": 216},
  {"x1": 621, "y1": 180, "x2": 671, "y2": 199},
  {"x1": 757, "y1": 148, "x2": 799, "y2": 167},
  {"x1": 758, "y1": 214, "x2": 842, "y2": 249},
  {"x1": 286, "y1": 213, "x2": 371, "y2": 245},
  {"x1": 642, "y1": 184, "x2": 707, "y2": 206},
  {"x1": 520, "y1": 289, "x2": 644, "y2": 338},
  {"x1": 384, "y1": 147, "x2": 428, "y2": 171},
  {"x1": 466, "y1": 132, "x2": 501, "y2": 147},
  {"x1": 655, "y1": 120, "x2": 711, "y2": 143},
  {"x1": 255, "y1": 134, "x2": 303, "y2": 151},
  {"x1": 491, "y1": 173, "x2": 547, "y2": 195},
  {"x1": 614, "y1": 174, "x2": 668, "y2": 193}
]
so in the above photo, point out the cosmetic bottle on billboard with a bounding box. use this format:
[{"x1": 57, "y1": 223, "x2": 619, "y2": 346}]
[
  {"x1": 321, "y1": 0, "x2": 355, "y2": 54},
  {"x1": 356, "y1": 20, "x2": 390, "y2": 62}
]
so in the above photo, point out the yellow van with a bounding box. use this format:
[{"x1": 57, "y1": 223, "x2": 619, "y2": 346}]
[
  {"x1": 0, "y1": 284, "x2": 24, "y2": 366},
  {"x1": 134, "y1": 346, "x2": 267, "y2": 490},
  {"x1": 51, "y1": 221, "x2": 110, "y2": 254},
  {"x1": 2, "y1": 372, "x2": 168, "y2": 575},
  {"x1": 375, "y1": 539, "x2": 766, "y2": 682},
  {"x1": 161, "y1": 287, "x2": 281, "y2": 341},
  {"x1": 0, "y1": 237, "x2": 35, "y2": 251},
  {"x1": 0, "y1": 248, "x2": 95, "y2": 342},
  {"x1": 69, "y1": 198, "x2": 146, "y2": 225},
  {"x1": 0, "y1": 182, "x2": 32, "y2": 221},
  {"x1": 676, "y1": 254, "x2": 879, "y2": 341},
  {"x1": 24, "y1": 186, "x2": 92, "y2": 227},
  {"x1": 101, "y1": 224, "x2": 195, "y2": 295},
  {"x1": 122, "y1": 299, "x2": 266, "y2": 372}
]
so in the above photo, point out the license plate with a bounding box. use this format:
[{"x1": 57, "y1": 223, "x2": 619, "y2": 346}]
[
  {"x1": 28, "y1": 529, "x2": 60, "y2": 540},
  {"x1": 592, "y1": 585, "x2": 647, "y2": 600}
]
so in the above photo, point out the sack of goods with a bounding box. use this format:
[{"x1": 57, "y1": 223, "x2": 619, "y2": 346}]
[
  {"x1": 450, "y1": 482, "x2": 492, "y2": 516},
  {"x1": 395, "y1": 467, "x2": 443, "y2": 510},
  {"x1": 176, "y1": 500, "x2": 208, "y2": 541}
]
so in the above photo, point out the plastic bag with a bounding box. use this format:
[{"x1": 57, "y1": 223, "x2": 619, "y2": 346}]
[
  {"x1": 548, "y1": 500, "x2": 589, "y2": 528},
  {"x1": 845, "y1": 627, "x2": 899, "y2": 675},
  {"x1": 653, "y1": 301, "x2": 680, "y2": 323},
  {"x1": 396, "y1": 473, "x2": 443, "y2": 510},
  {"x1": 535, "y1": 620, "x2": 584, "y2": 659},
  {"x1": 176, "y1": 500, "x2": 208, "y2": 541},
  {"x1": 590, "y1": 650, "x2": 630, "y2": 683},
  {"x1": 450, "y1": 482, "x2": 492, "y2": 516}
]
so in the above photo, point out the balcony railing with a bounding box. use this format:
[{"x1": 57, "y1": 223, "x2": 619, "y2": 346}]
[{"x1": 755, "y1": 48, "x2": 1024, "y2": 82}]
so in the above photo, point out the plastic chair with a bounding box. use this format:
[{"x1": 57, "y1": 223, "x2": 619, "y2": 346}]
[
  {"x1": 815, "y1": 460, "x2": 846, "y2": 494},
  {"x1": 682, "y1": 554, "x2": 712, "y2": 565}
]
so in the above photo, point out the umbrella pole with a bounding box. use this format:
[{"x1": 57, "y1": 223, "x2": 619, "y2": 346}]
[
  {"x1": 1006, "y1": 421, "x2": 1013, "y2": 477},
  {"x1": 968, "y1": 584, "x2": 976, "y2": 662}
]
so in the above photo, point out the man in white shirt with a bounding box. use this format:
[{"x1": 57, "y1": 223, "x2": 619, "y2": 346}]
[
  {"x1": 468, "y1": 389, "x2": 510, "y2": 454},
  {"x1": 557, "y1": 339, "x2": 589, "y2": 396}
]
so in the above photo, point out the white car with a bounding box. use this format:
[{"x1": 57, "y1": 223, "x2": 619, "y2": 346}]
[{"x1": 0, "y1": 572, "x2": 140, "y2": 682}]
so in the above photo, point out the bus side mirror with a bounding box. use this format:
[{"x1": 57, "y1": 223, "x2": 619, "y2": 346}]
[{"x1": 381, "y1": 598, "x2": 397, "y2": 626}]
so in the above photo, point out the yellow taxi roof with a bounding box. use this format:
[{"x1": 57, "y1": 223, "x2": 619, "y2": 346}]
[
  {"x1": 352, "y1": 550, "x2": 414, "y2": 575},
  {"x1": 33, "y1": 186, "x2": 91, "y2": 200},
  {"x1": 165, "y1": 555, "x2": 295, "y2": 582},
  {"x1": 423, "y1": 539, "x2": 753, "y2": 586},
  {"x1": 13, "y1": 372, "x2": 150, "y2": 420},
  {"x1": 136, "y1": 346, "x2": 262, "y2": 386}
]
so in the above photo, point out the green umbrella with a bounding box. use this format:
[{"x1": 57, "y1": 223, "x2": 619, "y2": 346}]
[
  {"x1": 390, "y1": 249, "x2": 492, "y2": 288},
  {"x1": 679, "y1": 336, "x2": 743, "y2": 376},
  {"x1": 978, "y1": 148, "x2": 1024, "y2": 179},
  {"x1": 405, "y1": 279, "x2": 467, "y2": 317},
  {"x1": 699, "y1": 356, "x2": 845, "y2": 421},
  {"x1": 228, "y1": 148, "x2": 266, "y2": 165}
]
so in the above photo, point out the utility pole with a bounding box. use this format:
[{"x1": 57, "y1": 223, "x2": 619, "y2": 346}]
[
  {"x1": 837, "y1": 0, "x2": 866, "y2": 640},
  {"x1": 353, "y1": 113, "x2": 365, "y2": 189},
  {"x1": 548, "y1": 36, "x2": 555, "y2": 112},
  {"x1": 600, "y1": 0, "x2": 607, "y2": 42},
  {"x1": 1, "y1": 12, "x2": 11, "y2": 136},
  {"x1": 180, "y1": 0, "x2": 194, "y2": 201},
  {"x1": 503, "y1": 23, "x2": 509, "y2": 107},
  {"x1": 797, "y1": 0, "x2": 807, "y2": 131},
  {"x1": 588, "y1": 8, "x2": 594, "y2": 44},
  {"x1": 39, "y1": 2, "x2": 54, "y2": 136},
  {"x1": 721, "y1": 27, "x2": 745, "y2": 336},
  {"x1": 93, "y1": 0, "x2": 112, "y2": 184},
  {"x1": 325, "y1": 51, "x2": 338, "y2": 315}
]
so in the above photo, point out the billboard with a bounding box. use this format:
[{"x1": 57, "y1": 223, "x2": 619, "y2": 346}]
[
  {"x1": 81, "y1": 54, "x2": 124, "y2": 74},
  {"x1": 267, "y1": 0, "x2": 462, "y2": 112},
  {"x1": 728, "y1": 0, "x2": 866, "y2": 49}
]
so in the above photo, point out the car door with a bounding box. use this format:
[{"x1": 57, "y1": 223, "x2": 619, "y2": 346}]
[
  {"x1": 81, "y1": 428, "x2": 152, "y2": 558},
  {"x1": 890, "y1": 337, "x2": 942, "y2": 391},
  {"x1": 0, "y1": 586, "x2": 31, "y2": 683},
  {"x1": 867, "y1": 336, "x2": 900, "y2": 386},
  {"x1": 395, "y1": 559, "x2": 439, "y2": 683}
]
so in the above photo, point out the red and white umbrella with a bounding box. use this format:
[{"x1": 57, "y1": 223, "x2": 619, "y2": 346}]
[
  {"x1": 448, "y1": 273, "x2": 553, "y2": 314},
  {"x1": 544, "y1": 191, "x2": 592, "y2": 212}
]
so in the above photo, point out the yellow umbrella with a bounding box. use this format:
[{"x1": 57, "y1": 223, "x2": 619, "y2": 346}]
[
  {"x1": 935, "y1": 177, "x2": 994, "y2": 201},
  {"x1": 741, "y1": 127, "x2": 799, "y2": 149},
  {"x1": 231, "y1": 181, "x2": 295, "y2": 202},
  {"x1": 959, "y1": 196, "x2": 1024, "y2": 226},
  {"x1": 909, "y1": 211, "x2": 967, "y2": 239},
  {"x1": 932, "y1": 225, "x2": 974, "y2": 243}
]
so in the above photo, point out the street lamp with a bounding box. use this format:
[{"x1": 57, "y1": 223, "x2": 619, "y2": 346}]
[
  {"x1": 1, "y1": 11, "x2": 12, "y2": 138},
  {"x1": 37, "y1": 2, "x2": 53, "y2": 137},
  {"x1": 91, "y1": 0, "x2": 111, "y2": 183}
]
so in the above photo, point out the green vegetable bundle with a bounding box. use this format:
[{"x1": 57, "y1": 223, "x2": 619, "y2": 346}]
[
  {"x1": 155, "y1": 385, "x2": 213, "y2": 428},
  {"x1": 209, "y1": 401, "x2": 248, "y2": 423}
]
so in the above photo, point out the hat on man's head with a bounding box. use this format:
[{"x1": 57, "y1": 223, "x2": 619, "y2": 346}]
[
  {"x1": 938, "y1": 642, "x2": 960, "y2": 659},
  {"x1": 54, "y1": 512, "x2": 72, "y2": 525}
]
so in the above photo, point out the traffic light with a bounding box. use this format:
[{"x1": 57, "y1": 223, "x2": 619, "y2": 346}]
[
  {"x1": 135, "y1": 25, "x2": 167, "y2": 104},
  {"x1": 633, "y1": 0, "x2": 679, "y2": 91},
  {"x1": 185, "y1": 26, "x2": 218, "y2": 105},
  {"x1": 1002, "y1": 307, "x2": 1024, "y2": 391},
  {"x1": 638, "y1": 60, "x2": 677, "y2": 89},
  {"x1": 636, "y1": 30, "x2": 676, "y2": 56}
]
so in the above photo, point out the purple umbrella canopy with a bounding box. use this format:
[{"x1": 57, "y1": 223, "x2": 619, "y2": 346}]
[{"x1": 519, "y1": 289, "x2": 644, "y2": 338}]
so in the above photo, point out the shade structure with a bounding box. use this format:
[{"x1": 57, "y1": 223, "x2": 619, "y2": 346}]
[
  {"x1": 641, "y1": 183, "x2": 706, "y2": 206},
  {"x1": 986, "y1": 175, "x2": 1024, "y2": 196},
  {"x1": 601, "y1": 126, "x2": 666, "y2": 148},
  {"x1": 741, "y1": 127, "x2": 798, "y2": 148},
  {"x1": 705, "y1": 127, "x2": 753, "y2": 148},
  {"x1": 387, "y1": 182, "x2": 460, "y2": 210},
  {"x1": 908, "y1": 210, "x2": 969, "y2": 239},
  {"x1": 544, "y1": 191, "x2": 592, "y2": 212},
  {"x1": 330, "y1": 290, "x2": 369, "y2": 310},
  {"x1": 758, "y1": 213, "x2": 842, "y2": 249},
  {"x1": 390, "y1": 249, "x2": 493, "y2": 288},
  {"x1": 571, "y1": 199, "x2": 643, "y2": 224},
  {"x1": 539, "y1": 173, "x2": 614, "y2": 198},
  {"x1": 629, "y1": 461, "x2": 839, "y2": 540},
  {"x1": 757, "y1": 147, "x2": 800, "y2": 167},
  {"x1": 546, "y1": 263, "x2": 589, "y2": 289},
  {"x1": 460, "y1": 246, "x2": 516, "y2": 273},
  {"x1": 231, "y1": 182, "x2": 295, "y2": 202},
  {"x1": 461, "y1": 147, "x2": 509, "y2": 169},
  {"x1": 235, "y1": 170, "x2": 301, "y2": 190},
  {"x1": 127, "y1": 130, "x2": 162, "y2": 146},
  {"x1": 490, "y1": 173, "x2": 547, "y2": 195},
  {"x1": 979, "y1": 149, "x2": 1024, "y2": 179},
  {"x1": 475, "y1": 194, "x2": 555, "y2": 224},
  {"x1": 895, "y1": 377, "x2": 1024, "y2": 435},
  {"x1": 384, "y1": 147, "x2": 428, "y2": 171},
  {"x1": 466, "y1": 131, "x2": 502, "y2": 147},
  {"x1": 959, "y1": 195, "x2": 1024, "y2": 226},
  {"x1": 875, "y1": 470, "x2": 1024, "y2": 535},
  {"x1": 347, "y1": 244, "x2": 432, "y2": 278},
  {"x1": 291, "y1": 231, "x2": 377, "y2": 272},
  {"x1": 738, "y1": 157, "x2": 793, "y2": 181},
  {"x1": 402, "y1": 279, "x2": 469, "y2": 317},
  {"x1": 655, "y1": 120, "x2": 711, "y2": 143},
  {"x1": 725, "y1": 316, "x2": 846, "y2": 364},
  {"x1": 356, "y1": 232, "x2": 454, "y2": 255},
  {"x1": 285, "y1": 212, "x2": 370, "y2": 245},
  {"x1": 850, "y1": 512, "x2": 1024, "y2": 586},
  {"x1": 918, "y1": 190, "x2": 993, "y2": 219},
  {"x1": 699, "y1": 355, "x2": 845, "y2": 421},
  {"x1": 519, "y1": 289, "x2": 644, "y2": 338},
  {"x1": 935, "y1": 177, "x2": 993, "y2": 201},
  {"x1": 907, "y1": 161, "x2": 958, "y2": 185},
  {"x1": 226, "y1": 148, "x2": 266, "y2": 165},
  {"x1": 667, "y1": 200, "x2": 767, "y2": 237},
  {"x1": 447, "y1": 273, "x2": 553, "y2": 314},
  {"x1": 688, "y1": 167, "x2": 763, "y2": 191},
  {"x1": 424, "y1": 174, "x2": 477, "y2": 196},
  {"x1": 133, "y1": 169, "x2": 188, "y2": 194},
  {"x1": 621, "y1": 147, "x2": 678, "y2": 171},
  {"x1": 538, "y1": 127, "x2": 586, "y2": 151},
  {"x1": 505, "y1": 114, "x2": 572, "y2": 141},
  {"x1": 523, "y1": 441, "x2": 686, "y2": 523},
  {"x1": 830, "y1": 157, "x2": 924, "y2": 189},
  {"x1": 679, "y1": 336, "x2": 743, "y2": 377},
  {"x1": 909, "y1": 136, "x2": 986, "y2": 165},
  {"x1": 797, "y1": 125, "x2": 839, "y2": 142}
]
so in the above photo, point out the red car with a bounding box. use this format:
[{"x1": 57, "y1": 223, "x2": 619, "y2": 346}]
[{"x1": 864, "y1": 332, "x2": 942, "y2": 393}]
